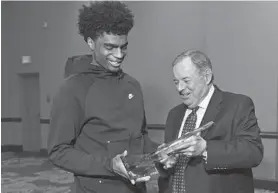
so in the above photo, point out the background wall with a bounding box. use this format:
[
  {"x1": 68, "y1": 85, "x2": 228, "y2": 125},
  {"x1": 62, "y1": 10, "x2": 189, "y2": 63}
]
[
  {"x1": 124, "y1": 1, "x2": 206, "y2": 123},
  {"x1": 2, "y1": 1, "x2": 278, "y2": 180},
  {"x1": 202, "y1": 2, "x2": 278, "y2": 180}
]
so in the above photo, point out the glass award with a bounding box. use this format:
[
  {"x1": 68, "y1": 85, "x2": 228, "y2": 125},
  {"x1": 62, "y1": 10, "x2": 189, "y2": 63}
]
[{"x1": 120, "y1": 121, "x2": 214, "y2": 180}]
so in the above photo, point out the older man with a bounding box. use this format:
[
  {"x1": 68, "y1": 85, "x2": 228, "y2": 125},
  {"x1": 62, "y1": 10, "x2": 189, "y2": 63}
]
[{"x1": 158, "y1": 50, "x2": 263, "y2": 193}]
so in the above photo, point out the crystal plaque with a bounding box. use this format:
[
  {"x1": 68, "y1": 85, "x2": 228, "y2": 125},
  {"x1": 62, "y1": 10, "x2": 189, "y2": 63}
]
[{"x1": 120, "y1": 121, "x2": 214, "y2": 180}]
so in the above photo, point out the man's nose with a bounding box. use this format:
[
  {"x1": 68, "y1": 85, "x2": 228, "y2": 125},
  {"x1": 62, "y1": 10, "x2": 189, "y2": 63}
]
[
  {"x1": 177, "y1": 81, "x2": 186, "y2": 91},
  {"x1": 113, "y1": 48, "x2": 124, "y2": 59}
]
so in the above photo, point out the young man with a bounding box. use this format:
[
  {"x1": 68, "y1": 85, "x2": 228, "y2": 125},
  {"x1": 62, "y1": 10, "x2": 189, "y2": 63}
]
[
  {"x1": 48, "y1": 2, "x2": 157, "y2": 193},
  {"x1": 158, "y1": 50, "x2": 263, "y2": 193}
]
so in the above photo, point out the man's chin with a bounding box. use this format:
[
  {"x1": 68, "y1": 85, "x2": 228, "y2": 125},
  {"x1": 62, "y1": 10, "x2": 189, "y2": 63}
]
[
  {"x1": 183, "y1": 100, "x2": 195, "y2": 108},
  {"x1": 108, "y1": 66, "x2": 121, "y2": 72}
]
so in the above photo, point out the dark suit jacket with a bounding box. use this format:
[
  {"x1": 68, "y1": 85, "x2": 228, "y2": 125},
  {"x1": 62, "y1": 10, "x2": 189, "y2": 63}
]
[{"x1": 158, "y1": 86, "x2": 264, "y2": 193}]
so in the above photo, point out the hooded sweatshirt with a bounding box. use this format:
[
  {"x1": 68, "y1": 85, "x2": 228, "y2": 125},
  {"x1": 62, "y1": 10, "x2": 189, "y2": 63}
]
[{"x1": 47, "y1": 55, "x2": 157, "y2": 192}]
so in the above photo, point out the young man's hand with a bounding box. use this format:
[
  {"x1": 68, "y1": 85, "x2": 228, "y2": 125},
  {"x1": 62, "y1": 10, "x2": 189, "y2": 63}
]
[
  {"x1": 112, "y1": 150, "x2": 151, "y2": 185},
  {"x1": 112, "y1": 150, "x2": 129, "y2": 179}
]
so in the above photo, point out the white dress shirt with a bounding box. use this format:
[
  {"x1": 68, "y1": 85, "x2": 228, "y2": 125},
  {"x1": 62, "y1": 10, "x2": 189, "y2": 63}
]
[{"x1": 178, "y1": 85, "x2": 215, "y2": 138}]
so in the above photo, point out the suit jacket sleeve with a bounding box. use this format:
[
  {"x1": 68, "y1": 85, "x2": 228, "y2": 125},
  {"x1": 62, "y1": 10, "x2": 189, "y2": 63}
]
[
  {"x1": 157, "y1": 109, "x2": 176, "y2": 193},
  {"x1": 205, "y1": 97, "x2": 264, "y2": 170}
]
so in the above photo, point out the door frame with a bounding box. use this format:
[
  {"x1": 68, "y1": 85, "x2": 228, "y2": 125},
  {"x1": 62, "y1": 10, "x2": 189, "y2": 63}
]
[{"x1": 18, "y1": 72, "x2": 41, "y2": 152}]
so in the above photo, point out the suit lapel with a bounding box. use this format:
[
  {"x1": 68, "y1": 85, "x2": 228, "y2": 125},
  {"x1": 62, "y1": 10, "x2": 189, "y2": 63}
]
[
  {"x1": 200, "y1": 85, "x2": 223, "y2": 138},
  {"x1": 170, "y1": 85, "x2": 223, "y2": 140},
  {"x1": 171, "y1": 104, "x2": 187, "y2": 140}
]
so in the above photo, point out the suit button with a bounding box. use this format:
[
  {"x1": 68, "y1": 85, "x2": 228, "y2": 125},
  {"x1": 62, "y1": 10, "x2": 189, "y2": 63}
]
[
  {"x1": 107, "y1": 141, "x2": 110, "y2": 143},
  {"x1": 99, "y1": 180, "x2": 102, "y2": 183}
]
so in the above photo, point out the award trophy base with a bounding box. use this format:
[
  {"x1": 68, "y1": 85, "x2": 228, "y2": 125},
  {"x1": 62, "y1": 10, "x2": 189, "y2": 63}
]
[
  {"x1": 121, "y1": 121, "x2": 214, "y2": 181},
  {"x1": 121, "y1": 154, "x2": 159, "y2": 180}
]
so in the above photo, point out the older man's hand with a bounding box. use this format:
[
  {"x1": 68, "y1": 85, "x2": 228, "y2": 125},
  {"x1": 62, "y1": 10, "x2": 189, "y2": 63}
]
[{"x1": 178, "y1": 135, "x2": 207, "y2": 157}]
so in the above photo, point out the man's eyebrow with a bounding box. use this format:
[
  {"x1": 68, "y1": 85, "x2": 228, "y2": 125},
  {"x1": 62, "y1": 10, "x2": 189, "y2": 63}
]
[
  {"x1": 104, "y1": 42, "x2": 128, "y2": 48},
  {"x1": 121, "y1": 42, "x2": 128, "y2": 48},
  {"x1": 104, "y1": 43, "x2": 117, "y2": 47},
  {"x1": 182, "y1": 77, "x2": 190, "y2": 80},
  {"x1": 173, "y1": 77, "x2": 190, "y2": 82}
]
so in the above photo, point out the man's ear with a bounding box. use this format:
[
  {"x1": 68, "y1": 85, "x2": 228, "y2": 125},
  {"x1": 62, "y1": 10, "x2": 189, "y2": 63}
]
[
  {"x1": 204, "y1": 68, "x2": 213, "y2": 85},
  {"x1": 87, "y1": 37, "x2": 95, "y2": 50}
]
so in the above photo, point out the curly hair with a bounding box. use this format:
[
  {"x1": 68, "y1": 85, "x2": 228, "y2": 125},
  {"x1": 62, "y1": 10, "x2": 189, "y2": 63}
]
[{"x1": 78, "y1": 1, "x2": 134, "y2": 42}]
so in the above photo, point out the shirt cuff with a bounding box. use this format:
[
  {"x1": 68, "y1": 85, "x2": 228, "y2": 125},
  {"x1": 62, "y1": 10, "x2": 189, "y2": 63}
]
[{"x1": 202, "y1": 150, "x2": 208, "y2": 163}]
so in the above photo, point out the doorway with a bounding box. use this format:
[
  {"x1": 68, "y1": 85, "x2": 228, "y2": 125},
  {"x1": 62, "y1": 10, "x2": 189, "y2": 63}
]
[{"x1": 19, "y1": 73, "x2": 41, "y2": 152}]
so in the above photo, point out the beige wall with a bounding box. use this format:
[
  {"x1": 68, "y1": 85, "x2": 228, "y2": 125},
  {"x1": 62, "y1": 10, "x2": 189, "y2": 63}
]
[
  {"x1": 2, "y1": 1, "x2": 278, "y2": 180},
  {"x1": 1, "y1": 1, "x2": 89, "y2": 119},
  {"x1": 202, "y1": 2, "x2": 278, "y2": 180},
  {"x1": 124, "y1": 1, "x2": 206, "y2": 124}
]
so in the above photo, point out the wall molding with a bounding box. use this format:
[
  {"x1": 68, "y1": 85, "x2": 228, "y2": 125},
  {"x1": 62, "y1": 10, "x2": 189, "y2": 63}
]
[
  {"x1": 1, "y1": 117, "x2": 49, "y2": 124},
  {"x1": 40, "y1": 118, "x2": 50, "y2": 124},
  {"x1": 2, "y1": 145, "x2": 48, "y2": 156},
  {"x1": 1, "y1": 117, "x2": 22, "y2": 122},
  {"x1": 2, "y1": 144, "x2": 23, "y2": 152},
  {"x1": 2, "y1": 118, "x2": 278, "y2": 139},
  {"x1": 253, "y1": 179, "x2": 278, "y2": 191}
]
